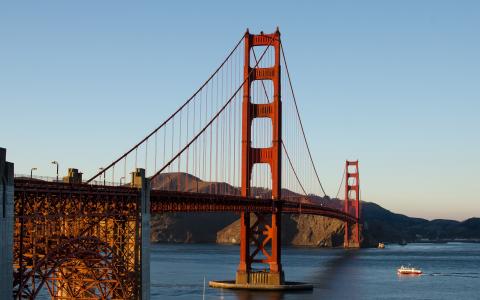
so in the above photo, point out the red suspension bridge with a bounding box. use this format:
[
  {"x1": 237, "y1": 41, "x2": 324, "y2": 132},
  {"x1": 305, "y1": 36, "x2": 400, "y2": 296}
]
[{"x1": 0, "y1": 29, "x2": 361, "y2": 299}]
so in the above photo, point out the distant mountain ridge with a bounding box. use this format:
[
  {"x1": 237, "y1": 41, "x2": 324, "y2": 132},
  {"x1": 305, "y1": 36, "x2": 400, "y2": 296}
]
[
  {"x1": 149, "y1": 172, "x2": 480, "y2": 247},
  {"x1": 362, "y1": 201, "x2": 480, "y2": 243}
]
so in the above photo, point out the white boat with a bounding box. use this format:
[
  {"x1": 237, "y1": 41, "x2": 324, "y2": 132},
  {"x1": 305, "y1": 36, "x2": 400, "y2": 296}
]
[{"x1": 397, "y1": 265, "x2": 422, "y2": 275}]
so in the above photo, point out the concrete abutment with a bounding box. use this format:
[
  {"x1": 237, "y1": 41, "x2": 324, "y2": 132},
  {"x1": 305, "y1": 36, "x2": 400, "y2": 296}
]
[
  {"x1": 0, "y1": 147, "x2": 14, "y2": 299},
  {"x1": 131, "y1": 168, "x2": 151, "y2": 300}
]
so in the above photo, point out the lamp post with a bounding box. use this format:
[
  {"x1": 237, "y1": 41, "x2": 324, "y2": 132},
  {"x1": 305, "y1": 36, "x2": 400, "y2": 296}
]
[
  {"x1": 30, "y1": 167, "x2": 37, "y2": 179},
  {"x1": 51, "y1": 161, "x2": 59, "y2": 181},
  {"x1": 119, "y1": 176, "x2": 125, "y2": 186}
]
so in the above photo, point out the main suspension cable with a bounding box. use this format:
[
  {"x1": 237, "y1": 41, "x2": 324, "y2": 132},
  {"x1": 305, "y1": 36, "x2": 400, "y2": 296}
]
[
  {"x1": 280, "y1": 42, "x2": 327, "y2": 196},
  {"x1": 281, "y1": 141, "x2": 308, "y2": 197},
  {"x1": 335, "y1": 165, "x2": 346, "y2": 200},
  {"x1": 150, "y1": 35, "x2": 275, "y2": 181},
  {"x1": 87, "y1": 34, "x2": 245, "y2": 183}
]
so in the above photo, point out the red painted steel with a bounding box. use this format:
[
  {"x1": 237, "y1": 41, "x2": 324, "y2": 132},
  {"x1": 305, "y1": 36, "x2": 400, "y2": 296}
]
[
  {"x1": 239, "y1": 29, "x2": 283, "y2": 283},
  {"x1": 344, "y1": 160, "x2": 361, "y2": 247},
  {"x1": 13, "y1": 165, "x2": 360, "y2": 296},
  {"x1": 13, "y1": 179, "x2": 357, "y2": 222},
  {"x1": 11, "y1": 29, "x2": 364, "y2": 296},
  {"x1": 13, "y1": 179, "x2": 140, "y2": 299}
]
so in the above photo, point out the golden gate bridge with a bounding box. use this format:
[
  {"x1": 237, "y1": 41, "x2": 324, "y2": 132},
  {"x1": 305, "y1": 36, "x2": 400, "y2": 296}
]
[{"x1": 0, "y1": 29, "x2": 360, "y2": 299}]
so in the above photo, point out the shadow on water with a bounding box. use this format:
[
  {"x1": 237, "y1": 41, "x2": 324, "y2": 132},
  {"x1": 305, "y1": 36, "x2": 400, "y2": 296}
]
[
  {"x1": 227, "y1": 250, "x2": 359, "y2": 300},
  {"x1": 309, "y1": 249, "x2": 359, "y2": 290},
  {"x1": 230, "y1": 289, "x2": 313, "y2": 300}
]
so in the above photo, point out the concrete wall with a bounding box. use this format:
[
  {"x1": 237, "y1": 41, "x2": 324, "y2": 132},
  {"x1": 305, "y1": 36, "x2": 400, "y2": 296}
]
[
  {"x1": 131, "y1": 168, "x2": 151, "y2": 300},
  {"x1": 0, "y1": 148, "x2": 14, "y2": 299},
  {"x1": 141, "y1": 175, "x2": 151, "y2": 300}
]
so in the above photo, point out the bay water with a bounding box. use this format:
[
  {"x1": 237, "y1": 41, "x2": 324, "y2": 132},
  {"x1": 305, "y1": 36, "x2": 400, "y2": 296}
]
[{"x1": 151, "y1": 243, "x2": 480, "y2": 299}]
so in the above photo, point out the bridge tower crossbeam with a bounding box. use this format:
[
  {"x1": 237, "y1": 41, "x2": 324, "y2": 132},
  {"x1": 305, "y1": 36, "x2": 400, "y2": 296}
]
[
  {"x1": 344, "y1": 160, "x2": 360, "y2": 248},
  {"x1": 237, "y1": 29, "x2": 284, "y2": 285}
]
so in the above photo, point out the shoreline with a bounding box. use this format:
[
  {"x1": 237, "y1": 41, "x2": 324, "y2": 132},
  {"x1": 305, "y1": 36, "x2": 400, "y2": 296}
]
[{"x1": 150, "y1": 240, "x2": 480, "y2": 248}]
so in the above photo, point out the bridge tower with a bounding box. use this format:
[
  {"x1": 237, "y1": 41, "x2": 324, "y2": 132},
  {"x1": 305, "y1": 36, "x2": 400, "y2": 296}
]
[
  {"x1": 344, "y1": 160, "x2": 360, "y2": 248},
  {"x1": 237, "y1": 29, "x2": 284, "y2": 285}
]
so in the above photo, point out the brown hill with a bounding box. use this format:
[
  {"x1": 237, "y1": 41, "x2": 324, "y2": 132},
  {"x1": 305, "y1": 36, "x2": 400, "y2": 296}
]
[
  {"x1": 149, "y1": 172, "x2": 359, "y2": 246},
  {"x1": 149, "y1": 172, "x2": 480, "y2": 247}
]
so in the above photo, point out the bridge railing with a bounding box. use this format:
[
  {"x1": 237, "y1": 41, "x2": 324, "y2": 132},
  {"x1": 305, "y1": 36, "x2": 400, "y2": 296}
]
[
  {"x1": 15, "y1": 174, "x2": 61, "y2": 182},
  {"x1": 14, "y1": 174, "x2": 126, "y2": 187}
]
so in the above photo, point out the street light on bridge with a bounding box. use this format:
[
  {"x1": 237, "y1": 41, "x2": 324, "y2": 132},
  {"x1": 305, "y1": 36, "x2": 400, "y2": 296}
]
[
  {"x1": 119, "y1": 176, "x2": 125, "y2": 186},
  {"x1": 30, "y1": 167, "x2": 37, "y2": 179},
  {"x1": 51, "y1": 161, "x2": 59, "y2": 182}
]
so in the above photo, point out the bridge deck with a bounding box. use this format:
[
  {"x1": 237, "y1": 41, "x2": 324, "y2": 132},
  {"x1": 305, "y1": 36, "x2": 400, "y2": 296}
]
[{"x1": 14, "y1": 178, "x2": 357, "y2": 223}]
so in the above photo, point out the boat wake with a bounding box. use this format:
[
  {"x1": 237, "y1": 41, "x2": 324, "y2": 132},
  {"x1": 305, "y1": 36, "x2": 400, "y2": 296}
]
[{"x1": 429, "y1": 272, "x2": 480, "y2": 279}]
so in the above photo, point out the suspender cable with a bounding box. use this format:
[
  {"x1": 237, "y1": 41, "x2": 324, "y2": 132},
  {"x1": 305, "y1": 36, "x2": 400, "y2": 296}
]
[
  {"x1": 335, "y1": 166, "x2": 346, "y2": 200},
  {"x1": 87, "y1": 34, "x2": 245, "y2": 183},
  {"x1": 151, "y1": 38, "x2": 274, "y2": 181},
  {"x1": 281, "y1": 141, "x2": 308, "y2": 197},
  {"x1": 280, "y1": 42, "x2": 327, "y2": 196}
]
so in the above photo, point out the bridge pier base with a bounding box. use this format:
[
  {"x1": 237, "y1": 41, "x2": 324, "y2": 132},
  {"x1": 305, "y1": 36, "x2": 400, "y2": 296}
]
[
  {"x1": 236, "y1": 270, "x2": 284, "y2": 285},
  {"x1": 344, "y1": 222, "x2": 361, "y2": 248},
  {"x1": 0, "y1": 148, "x2": 14, "y2": 299}
]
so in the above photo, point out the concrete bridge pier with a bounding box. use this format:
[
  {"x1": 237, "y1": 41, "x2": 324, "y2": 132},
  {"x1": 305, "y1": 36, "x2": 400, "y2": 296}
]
[
  {"x1": 131, "y1": 168, "x2": 151, "y2": 300},
  {"x1": 0, "y1": 148, "x2": 14, "y2": 299}
]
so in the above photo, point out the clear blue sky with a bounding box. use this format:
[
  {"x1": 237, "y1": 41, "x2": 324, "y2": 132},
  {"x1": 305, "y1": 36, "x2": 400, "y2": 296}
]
[{"x1": 1, "y1": 1, "x2": 479, "y2": 220}]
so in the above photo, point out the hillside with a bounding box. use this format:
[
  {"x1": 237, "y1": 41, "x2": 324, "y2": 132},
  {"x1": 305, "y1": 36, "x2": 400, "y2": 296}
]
[{"x1": 149, "y1": 173, "x2": 480, "y2": 247}]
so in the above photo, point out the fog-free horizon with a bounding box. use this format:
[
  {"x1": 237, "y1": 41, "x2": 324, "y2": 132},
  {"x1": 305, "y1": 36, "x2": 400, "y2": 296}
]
[{"x1": 1, "y1": 0, "x2": 479, "y2": 221}]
